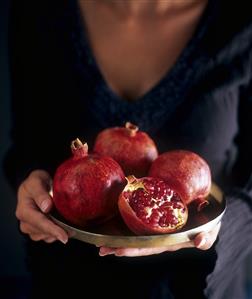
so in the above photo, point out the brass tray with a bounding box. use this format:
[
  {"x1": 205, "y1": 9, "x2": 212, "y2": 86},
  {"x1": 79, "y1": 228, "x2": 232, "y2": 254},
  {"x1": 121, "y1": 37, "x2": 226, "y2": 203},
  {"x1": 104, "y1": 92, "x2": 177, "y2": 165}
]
[{"x1": 50, "y1": 183, "x2": 226, "y2": 248}]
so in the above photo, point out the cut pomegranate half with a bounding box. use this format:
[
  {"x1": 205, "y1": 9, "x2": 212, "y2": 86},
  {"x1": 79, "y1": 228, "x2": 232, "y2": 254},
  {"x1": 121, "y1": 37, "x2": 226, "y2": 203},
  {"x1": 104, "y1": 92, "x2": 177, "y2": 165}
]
[{"x1": 118, "y1": 176, "x2": 188, "y2": 235}]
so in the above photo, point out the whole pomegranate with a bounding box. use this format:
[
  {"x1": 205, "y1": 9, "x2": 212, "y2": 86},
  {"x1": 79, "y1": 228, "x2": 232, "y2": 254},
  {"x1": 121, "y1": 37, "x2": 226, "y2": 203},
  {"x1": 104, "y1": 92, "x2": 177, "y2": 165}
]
[
  {"x1": 149, "y1": 150, "x2": 211, "y2": 209},
  {"x1": 93, "y1": 122, "x2": 158, "y2": 177},
  {"x1": 52, "y1": 139, "x2": 125, "y2": 228},
  {"x1": 118, "y1": 176, "x2": 188, "y2": 235}
]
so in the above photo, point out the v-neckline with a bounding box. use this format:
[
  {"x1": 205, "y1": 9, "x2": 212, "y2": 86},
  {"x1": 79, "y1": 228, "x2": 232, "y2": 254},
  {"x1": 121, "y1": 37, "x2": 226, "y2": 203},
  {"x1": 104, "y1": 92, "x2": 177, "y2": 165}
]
[
  {"x1": 65, "y1": 0, "x2": 217, "y2": 132},
  {"x1": 73, "y1": 0, "x2": 213, "y2": 103}
]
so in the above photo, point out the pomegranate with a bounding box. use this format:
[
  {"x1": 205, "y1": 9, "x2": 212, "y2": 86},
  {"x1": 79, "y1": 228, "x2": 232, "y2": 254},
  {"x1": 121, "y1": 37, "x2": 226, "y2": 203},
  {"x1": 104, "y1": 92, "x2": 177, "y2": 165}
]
[
  {"x1": 149, "y1": 150, "x2": 211, "y2": 209},
  {"x1": 93, "y1": 122, "x2": 158, "y2": 177},
  {"x1": 118, "y1": 176, "x2": 188, "y2": 235},
  {"x1": 52, "y1": 139, "x2": 125, "y2": 228}
]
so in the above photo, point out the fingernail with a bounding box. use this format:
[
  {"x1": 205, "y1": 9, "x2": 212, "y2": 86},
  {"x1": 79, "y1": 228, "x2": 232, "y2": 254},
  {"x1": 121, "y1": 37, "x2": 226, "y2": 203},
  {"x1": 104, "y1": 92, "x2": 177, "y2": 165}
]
[
  {"x1": 41, "y1": 200, "x2": 49, "y2": 212},
  {"x1": 99, "y1": 248, "x2": 114, "y2": 256},
  {"x1": 57, "y1": 236, "x2": 68, "y2": 244},
  {"x1": 99, "y1": 248, "x2": 106, "y2": 256},
  {"x1": 197, "y1": 237, "x2": 206, "y2": 248}
]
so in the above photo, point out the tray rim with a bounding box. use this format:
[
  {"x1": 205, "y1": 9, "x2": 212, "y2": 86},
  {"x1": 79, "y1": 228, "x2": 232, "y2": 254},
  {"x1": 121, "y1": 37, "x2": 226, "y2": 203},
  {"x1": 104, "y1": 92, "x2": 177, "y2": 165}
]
[{"x1": 49, "y1": 182, "x2": 226, "y2": 247}]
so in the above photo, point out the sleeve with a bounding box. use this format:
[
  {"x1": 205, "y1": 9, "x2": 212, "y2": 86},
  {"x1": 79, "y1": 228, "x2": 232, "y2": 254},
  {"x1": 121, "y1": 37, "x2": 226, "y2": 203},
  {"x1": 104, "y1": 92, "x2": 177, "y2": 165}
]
[
  {"x1": 231, "y1": 80, "x2": 252, "y2": 195},
  {"x1": 205, "y1": 69, "x2": 252, "y2": 298},
  {"x1": 205, "y1": 191, "x2": 252, "y2": 299},
  {"x1": 3, "y1": 1, "x2": 80, "y2": 191}
]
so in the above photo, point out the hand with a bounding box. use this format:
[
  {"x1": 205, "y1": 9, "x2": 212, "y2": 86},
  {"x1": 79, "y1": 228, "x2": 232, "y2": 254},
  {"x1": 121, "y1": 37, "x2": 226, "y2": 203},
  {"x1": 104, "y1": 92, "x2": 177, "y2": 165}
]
[
  {"x1": 16, "y1": 170, "x2": 69, "y2": 244},
  {"x1": 99, "y1": 222, "x2": 221, "y2": 257}
]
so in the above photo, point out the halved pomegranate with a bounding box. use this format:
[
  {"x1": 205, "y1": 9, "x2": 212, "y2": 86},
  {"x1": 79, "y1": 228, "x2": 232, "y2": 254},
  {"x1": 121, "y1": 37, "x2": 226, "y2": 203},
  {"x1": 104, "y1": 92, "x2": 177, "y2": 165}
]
[{"x1": 118, "y1": 176, "x2": 188, "y2": 235}]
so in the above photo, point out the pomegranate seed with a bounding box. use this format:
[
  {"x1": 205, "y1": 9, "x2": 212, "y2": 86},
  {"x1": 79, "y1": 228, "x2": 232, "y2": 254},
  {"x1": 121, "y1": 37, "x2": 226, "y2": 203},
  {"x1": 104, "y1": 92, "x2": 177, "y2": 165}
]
[{"x1": 127, "y1": 177, "x2": 187, "y2": 228}]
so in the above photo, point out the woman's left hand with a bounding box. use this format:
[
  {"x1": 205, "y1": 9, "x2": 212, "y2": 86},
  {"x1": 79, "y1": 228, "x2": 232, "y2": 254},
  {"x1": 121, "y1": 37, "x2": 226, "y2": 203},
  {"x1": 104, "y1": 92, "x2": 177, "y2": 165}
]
[{"x1": 99, "y1": 222, "x2": 221, "y2": 257}]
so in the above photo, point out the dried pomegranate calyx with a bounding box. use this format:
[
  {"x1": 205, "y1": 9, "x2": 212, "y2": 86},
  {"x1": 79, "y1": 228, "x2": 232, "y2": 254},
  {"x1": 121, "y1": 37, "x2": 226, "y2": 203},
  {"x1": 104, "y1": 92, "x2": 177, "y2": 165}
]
[
  {"x1": 125, "y1": 122, "x2": 139, "y2": 137},
  {"x1": 71, "y1": 138, "x2": 88, "y2": 159},
  {"x1": 124, "y1": 175, "x2": 146, "y2": 192}
]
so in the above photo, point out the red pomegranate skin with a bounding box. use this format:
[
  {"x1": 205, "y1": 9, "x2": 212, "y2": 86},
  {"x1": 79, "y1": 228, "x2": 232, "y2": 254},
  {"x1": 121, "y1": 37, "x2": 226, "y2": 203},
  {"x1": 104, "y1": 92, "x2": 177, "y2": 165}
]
[
  {"x1": 149, "y1": 150, "x2": 211, "y2": 205},
  {"x1": 94, "y1": 122, "x2": 158, "y2": 177},
  {"x1": 118, "y1": 176, "x2": 188, "y2": 235},
  {"x1": 52, "y1": 140, "x2": 125, "y2": 228}
]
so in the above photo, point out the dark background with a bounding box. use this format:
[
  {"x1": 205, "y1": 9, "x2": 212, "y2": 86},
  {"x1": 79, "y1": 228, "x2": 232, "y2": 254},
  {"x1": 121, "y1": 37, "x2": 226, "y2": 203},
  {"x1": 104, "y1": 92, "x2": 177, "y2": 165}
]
[
  {"x1": 0, "y1": 0, "x2": 31, "y2": 298},
  {"x1": 0, "y1": 1, "x2": 252, "y2": 298}
]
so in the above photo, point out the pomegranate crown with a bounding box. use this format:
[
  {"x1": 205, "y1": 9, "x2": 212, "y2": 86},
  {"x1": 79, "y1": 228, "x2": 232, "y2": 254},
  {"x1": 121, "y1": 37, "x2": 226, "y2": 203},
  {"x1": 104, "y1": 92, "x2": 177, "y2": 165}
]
[
  {"x1": 125, "y1": 175, "x2": 146, "y2": 192},
  {"x1": 71, "y1": 138, "x2": 88, "y2": 159},
  {"x1": 125, "y1": 122, "x2": 139, "y2": 137}
]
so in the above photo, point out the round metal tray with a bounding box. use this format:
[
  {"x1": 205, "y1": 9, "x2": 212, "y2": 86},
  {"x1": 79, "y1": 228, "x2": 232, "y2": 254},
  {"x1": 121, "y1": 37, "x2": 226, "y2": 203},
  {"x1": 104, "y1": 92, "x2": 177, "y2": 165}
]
[{"x1": 50, "y1": 183, "x2": 226, "y2": 248}]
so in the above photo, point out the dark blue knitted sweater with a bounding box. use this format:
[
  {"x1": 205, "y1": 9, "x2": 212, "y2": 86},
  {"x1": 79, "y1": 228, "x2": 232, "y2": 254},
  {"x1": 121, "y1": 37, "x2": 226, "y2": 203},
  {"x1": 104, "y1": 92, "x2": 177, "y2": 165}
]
[{"x1": 4, "y1": 0, "x2": 252, "y2": 298}]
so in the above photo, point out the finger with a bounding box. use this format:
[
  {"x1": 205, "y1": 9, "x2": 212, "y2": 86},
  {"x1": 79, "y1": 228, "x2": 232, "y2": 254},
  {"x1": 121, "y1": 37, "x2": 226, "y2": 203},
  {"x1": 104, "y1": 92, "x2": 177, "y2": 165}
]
[
  {"x1": 44, "y1": 236, "x2": 58, "y2": 243},
  {"x1": 30, "y1": 233, "x2": 49, "y2": 242},
  {"x1": 18, "y1": 185, "x2": 52, "y2": 215},
  {"x1": 114, "y1": 243, "x2": 194, "y2": 257},
  {"x1": 21, "y1": 223, "x2": 58, "y2": 243},
  {"x1": 19, "y1": 222, "x2": 58, "y2": 239},
  {"x1": 100, "y1": 240, "x2": 195, "y2": 257},
  {"x1": 28, "y1": 170, "x2": 52, "y2": 191},
  {"x1": 16, "y1": 188, "x2": 68, "y2": 244},
  {"x1": 194, "y1": 221, "x2": 221, "y2": 250},
  {"x1": 30, "y1": 233, "x2": 57, "y2": 243},
  {"x1": 21, "y1": 208, "x2": 68, "y2": 244},
  {"x1": 20, "y1": 222, "x2": 42, "y2": 235},
  {"x1": 99, "y1": 247, "x2": 116, "y2": 256},
  {"x1": 114, "y1": 247, "x2": 170, "y2": 257},
  {"x1": 21, "y1": 172, "x2": 53, "y2": 213}
]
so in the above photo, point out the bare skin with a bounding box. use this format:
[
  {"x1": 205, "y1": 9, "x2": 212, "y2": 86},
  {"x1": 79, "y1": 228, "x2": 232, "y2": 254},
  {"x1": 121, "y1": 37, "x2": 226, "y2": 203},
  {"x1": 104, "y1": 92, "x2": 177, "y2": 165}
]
[
  {"x1": 16, "y1": 170, "x2": 69, "y2": 244},
  {"x1": 16, "y1": 0, "x2": 221, "y2": 255},
  {"x1": 99, "y1": 222, "x2": 221, "y2": 257},
  {"x1": 78, "y1": 0, "x2": 208, "y2": 100}
]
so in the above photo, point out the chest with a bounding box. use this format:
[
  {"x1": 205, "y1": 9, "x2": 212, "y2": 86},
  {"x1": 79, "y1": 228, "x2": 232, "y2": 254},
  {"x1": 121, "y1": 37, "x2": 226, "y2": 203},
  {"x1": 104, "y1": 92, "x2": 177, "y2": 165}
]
[{"x1": 79, "y1": 1, "x2": 208, "y2": 100}]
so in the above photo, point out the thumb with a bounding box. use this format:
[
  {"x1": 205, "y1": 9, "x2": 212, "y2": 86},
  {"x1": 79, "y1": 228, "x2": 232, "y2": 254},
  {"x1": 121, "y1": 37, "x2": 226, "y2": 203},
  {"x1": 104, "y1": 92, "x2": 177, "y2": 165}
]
[
  {"x1": 194, "y1": 221, "x2": 221, "y2": 250},
  {"x1": 23, "y1": 170, "x2": 53, "y2": 213}
]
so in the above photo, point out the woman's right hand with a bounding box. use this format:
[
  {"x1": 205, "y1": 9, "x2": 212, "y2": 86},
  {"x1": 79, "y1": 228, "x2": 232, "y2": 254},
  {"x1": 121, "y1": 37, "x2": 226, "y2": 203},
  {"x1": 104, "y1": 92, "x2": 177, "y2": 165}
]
[{"x1": 16, "y1": 170, "x2": 69, "y2": 244}]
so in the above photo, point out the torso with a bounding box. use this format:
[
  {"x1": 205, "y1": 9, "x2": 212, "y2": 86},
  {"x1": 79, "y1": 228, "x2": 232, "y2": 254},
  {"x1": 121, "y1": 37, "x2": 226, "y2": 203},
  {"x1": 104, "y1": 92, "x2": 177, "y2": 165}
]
[
  {"x1": 78, "y1": 0, "x2": 208, "y2": 100},
  {"x1": 10, "y1": 2, "x2": 252, "y2": 297}
]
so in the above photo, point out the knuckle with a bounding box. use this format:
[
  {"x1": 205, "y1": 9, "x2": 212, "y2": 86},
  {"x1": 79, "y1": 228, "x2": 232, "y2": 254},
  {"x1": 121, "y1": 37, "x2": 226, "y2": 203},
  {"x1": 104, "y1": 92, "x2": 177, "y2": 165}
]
[
  {"x1": 201, "y1": 245, "x2": 211, "y2": 251},
  {"x1": 45, "y1": 237, "x2": 57, "y2": 243},
  {"x1": 30, "y1": 234, "x2": 44, "y2": 242},
  {"x1": 15, "y1": 208, "x2": 23, "y2": 221},
  {"x1": 15, "y1": 208, "x2": 20, "y2": 219},
  {"x1": 200, "y1": 240, "x2": 212, "y2": 250},
  {"x1": 19, "y1": 222, "x2": 29, "y2": 234},
  {"x1": 22, "y1": 177, "x2": 32, "y2": 191},
  {"x1": 17, "y1": 183, "x2": 28, "y2": 201},
  {"x1": 27, "y1": 171, "x2": 44, "y2": 190},
  {"x1": 17, "y1": 185, "x2": 23, "y2": 199},
  {"x1": 27, "y1": 174, "x2": 38, "y2": 188},
  {"x1": 29, "y1": 170, "x2": 49, "y2": 186},
  {"x1": 28, "y1": 170, "x2": 39, "y2": 179},
  {"x1": 15, "y1": 204, "x2": 30, "y2": 222},
  {"x1": 30, "y1": 235, "x2": 38, "y2": 241}
]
